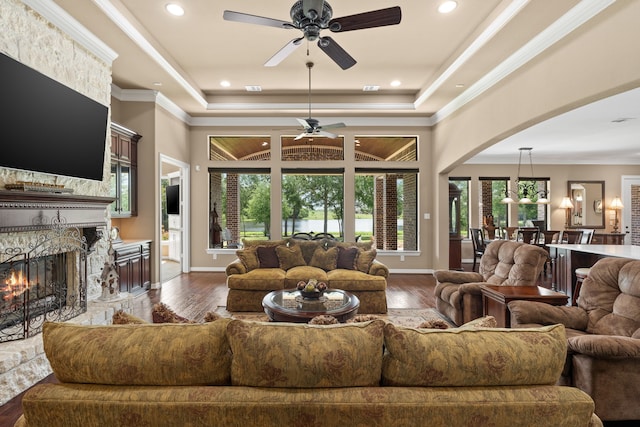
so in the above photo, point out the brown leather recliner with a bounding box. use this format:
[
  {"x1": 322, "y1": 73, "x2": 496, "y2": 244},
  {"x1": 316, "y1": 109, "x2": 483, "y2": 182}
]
[
  {"x1": 433, "y1": 240, "x2": 548, "y2": 326},
  {"x1": 509, "y1": 257, "x2": 640, "y2": 422}
]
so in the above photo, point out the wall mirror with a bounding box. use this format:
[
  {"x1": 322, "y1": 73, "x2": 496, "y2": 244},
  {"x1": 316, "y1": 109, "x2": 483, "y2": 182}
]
[{"x1": 567, "y1": 181, "x2": 605, "y2": 229}]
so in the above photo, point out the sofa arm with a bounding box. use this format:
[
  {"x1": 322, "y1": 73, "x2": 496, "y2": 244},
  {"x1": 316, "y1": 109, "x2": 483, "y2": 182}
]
[
  {"x1": 369, "y1": 260, "x2": 389, "y2": 278},
  {"x1": 225, "y1": 259, "x2": 247, "y2": 276},
  {"x1": 433, "y1": 270, "x2": 483, "y2": 284},
  {"x1": 568, "y1": 335, "x2": 640, "y2": 359},
  {"x1": 508, "y1": 300, "x2": 588, "y2": 330}
]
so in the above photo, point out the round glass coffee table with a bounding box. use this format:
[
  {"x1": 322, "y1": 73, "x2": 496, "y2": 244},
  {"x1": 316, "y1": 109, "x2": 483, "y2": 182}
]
[{"x1": 262, "y1": 289, "x2": 360, "y2": 323}]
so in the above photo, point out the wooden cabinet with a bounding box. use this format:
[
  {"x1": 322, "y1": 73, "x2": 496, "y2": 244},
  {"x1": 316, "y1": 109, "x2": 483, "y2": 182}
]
[
  {"x1": 114, "y1": 240, "x2": 151, "y2": 295},
  {"x1": 110, "y1": 123, "x2": 141, "y2": 217},
  {"x1": 591, "y1": 233, "x2": 626, "y2": 245}
]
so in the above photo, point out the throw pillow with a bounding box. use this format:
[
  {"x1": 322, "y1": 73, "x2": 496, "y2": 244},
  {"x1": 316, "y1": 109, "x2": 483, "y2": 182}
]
[
  {"x1": 112, "y1": 309, "x2": 147, "y2": 324},
  {"x1": 276, "y1": 244, "x2": 307, "y2": 270},
  {"x1": 256, "y1": 245, "x2": 280, "y2": 268},
  {"x1": 355, "y1": 248, "x2": 377, "y2": 273},
  {"x1": 460, "y1": 315, "x2": 498, "y2": 328},
  {"x1": 336, "y1": 246, "x2": 358, "y2": 270},
  {"x1": 346, "y1": 314, "x2": 380, "y2": 323},
  {"x1": 151, "y1": 302, "x2": 195, "y2": 324},
  {"x1": 308, "y1": 315, "x2": 339, "y2": 325},
  {"x1": 417, "y1": 319, "x2": 450, "y2": 329},
  {"x1": 309, "y1": 246, "x2": 339, "y2": 271},
  {"x1": 236, "y1": 246, "x2": 259, "y2": 271}
]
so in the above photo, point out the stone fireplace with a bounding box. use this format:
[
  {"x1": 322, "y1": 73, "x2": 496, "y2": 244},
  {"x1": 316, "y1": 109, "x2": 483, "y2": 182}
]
[{"x1": 0, "y1": 190, "x2": 131, "y2": 405}]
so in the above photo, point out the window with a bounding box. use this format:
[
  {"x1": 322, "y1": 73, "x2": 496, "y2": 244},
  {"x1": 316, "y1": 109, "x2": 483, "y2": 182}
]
[
  {"x1": 281, "y1": 136, "x2": 344, "y2": 161},
  {"x1": 354, "y1": 136, "x2": 417, "y2": 161},
  {"x1": 449, "y1": 178, "x2": 469, "y2": 238},
  {"x1": 208, "y1": 169, "x2": 270, "y2": 247},
  {"x1": 209, "y1": 136, "x2": 271, "y2": 161},
  {"x1": 517, "y1": 179, "x2": 549, "y2": 228},
  {"x1": 355, "y1": 170, "x2": 418, "y2": 250},
  {"x1": 479, "y1": 177, "x2": 509, "y2": 230},
  {"x1": 281, "y1": 171, "x2": 344, "y2": 238}
]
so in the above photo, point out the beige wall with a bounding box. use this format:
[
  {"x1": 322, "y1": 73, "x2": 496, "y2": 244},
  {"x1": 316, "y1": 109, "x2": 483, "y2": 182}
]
[
  {"x1": 110, "y1": 100, "x2": 191, "y2": 284},
  {"x1": 432, "y1": 0, "x2": 640, "y2": 269}
]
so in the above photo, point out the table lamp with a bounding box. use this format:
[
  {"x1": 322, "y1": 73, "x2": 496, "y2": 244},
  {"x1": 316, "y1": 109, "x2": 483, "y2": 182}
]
[
  {"x1": 559, "y1": 196, "x2": 574, "y2": 228},
  {"x1": 610, "y1": 196, "x2": 624, "y2": 233}
]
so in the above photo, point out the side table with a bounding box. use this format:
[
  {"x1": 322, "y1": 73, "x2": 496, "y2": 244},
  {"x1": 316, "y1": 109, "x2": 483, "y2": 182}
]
[{"x1": 480, "y1": 285, "x2": 569, "y2": 328}]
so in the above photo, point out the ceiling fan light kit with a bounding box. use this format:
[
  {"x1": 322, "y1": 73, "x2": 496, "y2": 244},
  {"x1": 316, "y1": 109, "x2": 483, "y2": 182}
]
[{"x1": 224, "y1": 1, "x2": 401, "y2": 69}]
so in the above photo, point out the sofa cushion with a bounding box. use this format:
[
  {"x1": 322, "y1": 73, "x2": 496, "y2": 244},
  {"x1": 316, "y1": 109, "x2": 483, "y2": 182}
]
[
  {"x1": 227, "y1": 268, "x2": 286, "y2": 290},
  {"x1": 382, "y1": 323, "x2": 566, "y2": 387},
  {"x1": 276, "y1": 244, "x2": 306, "y2": 270},
  {"x1": 356, "y1": 248, "x2": 377, "y2": 273},
  {"x1": 236, "y1": 246, "x2": 259, "y2": 271},
  {"x1": 256, "y1": 246, "x2": 279, "y2": 268},
  {"x1": 326, "y1": 269, "x2": 387, "y2": 291},
  {"x1": 284, "y1": 266, "x2": 329, "y2": 288},
  {"x1": 43, "y1": 320, "x2": 232, "y2": 386},
  {"x1": 309, "y1": 246, "x2": 339, "y2": 271},
  {"x1": 336, "y1": 246, "x2": 358, "y2": 270},
  {"x1": 242, "y1": 238, "x2": 288, "y2": 247},
  {"x1": 227, "y1": 319, "x2": 385, "y2": 388}
]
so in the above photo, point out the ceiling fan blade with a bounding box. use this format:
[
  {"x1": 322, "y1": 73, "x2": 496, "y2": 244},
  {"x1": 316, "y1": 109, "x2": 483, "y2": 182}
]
[
  {"x1": 317, "y1": 130, "x2": 338, "y2": 139},
  {"x1": 294, "y1": 132, "x2": 308, "y2": 141},
  {"x1": 328, "y1": 6, "x2": 401, "y2": 32},
  {"x1": 303, "y1": 0, "x2": 325, "y2": 19},
  {"x1": 223, "y1": 10, "x2": 292, "y2": 29},
  {"x1": 317, "y1": 37, "x2": 356, "y2": 70},
  {"x1": 265, "y1": 38, "x2": 304, "y2": 67},
  {"x1": 320, "y1": 122, "x2": 346, "y2": 130},
  {"x1": 296, "y1": 118, "x2": 311, "y2": 128}
]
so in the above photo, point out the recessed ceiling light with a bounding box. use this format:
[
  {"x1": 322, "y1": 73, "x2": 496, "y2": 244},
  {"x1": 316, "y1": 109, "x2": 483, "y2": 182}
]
[
  {"x1": 455, "y1": 83, "x2": 465, "y2": 88},
  {"x1": 245, "y1": 85, "x2": 262, "y2": 92},
  {"x1": 363, "y1": 85, "x2": 380, "y2": 92},
  {"x1": 390, "y1": 80, "x2": 401, "y2": 87},
  {"x1": 220, "y1": 80, "x2": 231, "y2": 87},
  {"x1": 165, "y1": 3, "x2": 185, "y2": 16},
  {"x1": 438, "y1": 1, "x2": 458, "y2": 14},
  {"x1": 153, "y1": 82, "x2": 162, "y2": 86}
]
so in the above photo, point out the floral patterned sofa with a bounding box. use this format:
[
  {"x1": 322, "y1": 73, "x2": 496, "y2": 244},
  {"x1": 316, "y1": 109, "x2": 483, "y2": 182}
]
[
  {"x1": 16, "y1": 319, "x2": 602, "y2": 427},
  {"x1": 225, "y1": 239, "x2": 389, "y2": 313}
]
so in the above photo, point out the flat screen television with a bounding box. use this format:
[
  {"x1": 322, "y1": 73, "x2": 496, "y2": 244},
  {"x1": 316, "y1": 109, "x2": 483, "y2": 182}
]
[
  {"x1": 0, "y1": 52, "x2": 109, "y2": 181},
  {"x1": 166, "y1": 185, "x2": 180, "y2": 215}
]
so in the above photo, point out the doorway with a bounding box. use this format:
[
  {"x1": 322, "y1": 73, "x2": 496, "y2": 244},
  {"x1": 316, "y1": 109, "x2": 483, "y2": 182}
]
[{"x1": 159, "y1": 155, "x2": 190, "y2": 283}]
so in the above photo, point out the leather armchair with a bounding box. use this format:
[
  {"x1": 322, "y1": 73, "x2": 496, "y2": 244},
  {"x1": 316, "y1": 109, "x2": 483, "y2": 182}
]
[
  {"x1": 509, "y1": 257, "x2": 640, "y2": 422},
  {"x1": 434, "y1": 240, "x2": 548, "y2": 326}
]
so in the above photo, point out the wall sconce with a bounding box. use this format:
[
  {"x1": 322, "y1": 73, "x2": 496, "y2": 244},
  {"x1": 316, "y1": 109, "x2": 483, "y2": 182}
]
[
  {"x1": 609, "y1": 196, "x2": 624, "y2": 233},
  {"x1": 559, "y1": 196, "x2": 574, "y2": 228}
]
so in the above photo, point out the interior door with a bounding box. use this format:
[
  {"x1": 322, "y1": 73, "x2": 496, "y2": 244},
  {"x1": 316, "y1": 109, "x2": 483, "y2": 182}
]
[{"x1": 621, "y1": 176, "x2": 640, "y2": 245}]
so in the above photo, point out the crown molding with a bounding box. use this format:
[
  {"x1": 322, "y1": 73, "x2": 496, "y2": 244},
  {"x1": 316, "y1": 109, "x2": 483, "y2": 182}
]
[
  {"x1": 432, "y1": 0, "x2": 616, "y2": 124},
  {"x1": 93, "y1": 0, "x2": 207, "y2": 109},
  {"x1": 206, "y1": 103, "x2": 416, "y2": 111},
  {"x1": 22, "y1": 0, "x2": 117, "y2": 64}
]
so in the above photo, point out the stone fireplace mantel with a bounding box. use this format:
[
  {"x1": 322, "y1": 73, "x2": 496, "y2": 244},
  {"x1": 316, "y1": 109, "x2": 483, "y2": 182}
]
[{"x1": 0, "y1": 190, "x2": 113, "y2": 233}]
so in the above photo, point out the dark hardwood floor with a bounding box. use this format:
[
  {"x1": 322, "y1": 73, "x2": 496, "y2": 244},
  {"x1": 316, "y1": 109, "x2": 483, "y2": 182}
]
[{"x1": 2, "y1": 265, "x2": 632, "y2": 426}]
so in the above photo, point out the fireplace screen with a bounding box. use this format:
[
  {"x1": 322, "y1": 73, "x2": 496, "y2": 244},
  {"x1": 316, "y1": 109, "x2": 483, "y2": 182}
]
[{"x1": 0, "y1": 227, "x2": 88, "y2": 342}]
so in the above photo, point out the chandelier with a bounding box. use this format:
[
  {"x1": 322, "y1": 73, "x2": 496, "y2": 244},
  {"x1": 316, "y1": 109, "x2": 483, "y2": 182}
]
[{"x1": 501, "y1": 147, "x2": 549, "y2": 204}]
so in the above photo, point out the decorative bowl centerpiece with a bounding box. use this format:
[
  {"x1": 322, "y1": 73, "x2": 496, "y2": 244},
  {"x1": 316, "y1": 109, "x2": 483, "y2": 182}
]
[{"x1": 296, "y1": 279, "x2": 328, "y2": 299}]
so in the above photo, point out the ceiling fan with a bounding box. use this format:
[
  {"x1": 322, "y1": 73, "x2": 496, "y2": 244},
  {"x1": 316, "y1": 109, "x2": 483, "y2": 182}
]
[
  {"x1": 223, "y1": 1, "x2": 401, "y2": 70},
  {"x1": 295, "y1": 61, "x2": 345, "y2": 140}
]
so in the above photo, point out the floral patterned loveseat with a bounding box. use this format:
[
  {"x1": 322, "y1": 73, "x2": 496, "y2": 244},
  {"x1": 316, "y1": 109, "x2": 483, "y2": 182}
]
[
  {"x1": 16, "y1": 319, "x2": 602, "y2": 427},
  {"x1": 225, "y1": 238, "x2": 389, "y2": 313}
]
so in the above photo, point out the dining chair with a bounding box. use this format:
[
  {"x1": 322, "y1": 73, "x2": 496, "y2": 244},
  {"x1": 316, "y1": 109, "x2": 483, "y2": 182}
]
[
  {"x1": 559, "y1": 230, "x2": 584, "y2": 244},
  {"x1": 469, "y1": 228, "x2": 487, "y2": 272}
]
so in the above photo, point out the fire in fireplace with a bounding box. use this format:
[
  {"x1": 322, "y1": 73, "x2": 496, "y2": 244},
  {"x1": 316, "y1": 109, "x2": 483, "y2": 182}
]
[{"x1": 0, "y1": 227, "x2": 88, "y2": 342}]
